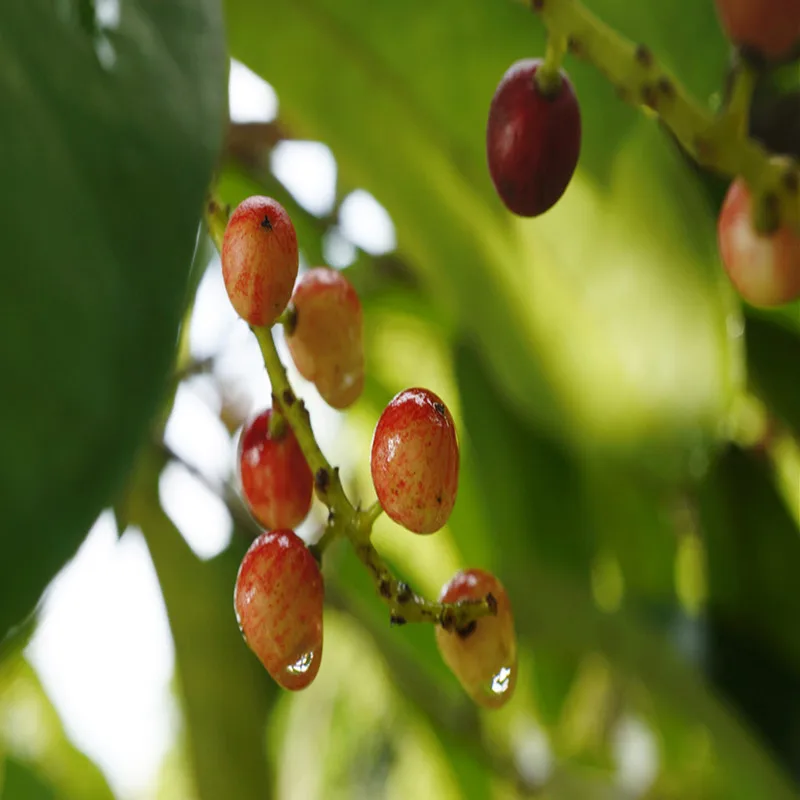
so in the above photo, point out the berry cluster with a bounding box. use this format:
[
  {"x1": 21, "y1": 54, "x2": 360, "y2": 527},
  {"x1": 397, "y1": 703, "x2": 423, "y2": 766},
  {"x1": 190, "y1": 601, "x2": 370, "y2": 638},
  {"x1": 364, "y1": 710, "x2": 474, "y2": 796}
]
[
  {"x1": 215, "y1": 196, "x2": 516, "y2": 707},
  {"x1": 491, "y1": 3, "x2": 800, "y2": 308}
]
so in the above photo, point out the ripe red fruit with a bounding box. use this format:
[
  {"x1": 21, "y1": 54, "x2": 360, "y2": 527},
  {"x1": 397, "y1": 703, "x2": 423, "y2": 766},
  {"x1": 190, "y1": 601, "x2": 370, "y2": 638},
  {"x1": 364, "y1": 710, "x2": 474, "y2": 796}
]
[
  {"x1": 221, "y1": 196, "x2": 299, "y2": 326},
  {"x1": 486, "y1": 59, "x2": 581, "y2": 217},
  {"x1": 435, "y1": 569, "x2": 517, "y2": 709},
  {"x1": 286, "y1": 267, "x2": 364, "y2": 410},
  {"x1": 370, "y1": 388, "x2": 459, "y2": 534},
  {"x1": 234, "y1": 529, "x2": 324, "y2": 691},
  {"x1": 714, "y1": 0, "x2": 800, "y2": 61},
  {"x1": 238, "y1": 409, "x2": 314, "y2": 530},
  {"x1": 718, "y1": 178, "x2": 800, "y2": 307}
]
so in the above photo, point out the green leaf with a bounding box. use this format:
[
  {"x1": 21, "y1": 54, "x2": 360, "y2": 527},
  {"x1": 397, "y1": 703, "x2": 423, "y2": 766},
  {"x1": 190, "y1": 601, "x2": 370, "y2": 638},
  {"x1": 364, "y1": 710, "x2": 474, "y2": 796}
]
[
  {"x1": 1, "y1": 758, "x2": 55, "y2": 800},
  {"x1": 224, "y1": 0, "x2": 741, "y2": 479},
  {"x1": 745, "y1": 313, "x2": 800, "y2": 434},
  {"x1": 0, "y1": 0, "x2": 226, "y2": 639},
  {"x1": 124, "y1": 448, "x2": 277, "y2": 800}
]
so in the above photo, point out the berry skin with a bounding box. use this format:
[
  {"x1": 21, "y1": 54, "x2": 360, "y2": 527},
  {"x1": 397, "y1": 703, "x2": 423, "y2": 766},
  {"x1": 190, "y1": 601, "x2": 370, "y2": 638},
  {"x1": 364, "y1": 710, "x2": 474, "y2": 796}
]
[
  {"x1": 486, "y1": 59, "x2": 581, "y2": 217},
  {"x1": 286, "y1": 267, "x2": 364, "y2": 410},
  {"x1": 234, "y1": 529, "x2": 324, "y2": 691},
  {"x1": 221, "y1": 196, "x2": 299, "y2": 326},
  {"x1": 370, "y1": 388, "x2": 459, "y2": 534},
  {"x1": 435, "y1": 569, "x2": 517, "y2": 709},
  {"x1": 718, "y1": 178, "x2": 800, "y2": 307},
  {"x1": 714, "y1": 0, "x2": 800, "y2": 61},
  {"x1": 238, "y1": 409, "x2": 314, "y2": 530}
]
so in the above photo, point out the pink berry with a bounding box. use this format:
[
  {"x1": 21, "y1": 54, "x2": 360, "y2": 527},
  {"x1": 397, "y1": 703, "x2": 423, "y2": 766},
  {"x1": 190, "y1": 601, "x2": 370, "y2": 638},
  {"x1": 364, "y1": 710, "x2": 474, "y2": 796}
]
[
  {"x1": 486, "y1": 59, "x2": 581, "y2": 217},
  {"x1": 370, "y1": 388, "x2": 459, "y2": 534},
  {"x1": 234, "y1": 529, "x2": 324, "y2": 691},
  {"x1": 718, "y1": 178, "x2": 800, "y2": 307},
  {"x1": 435, "y1": 569, "x2": 517, "y2": 709},
  {"x1": 714, "y1": 0, "x2": 800, "y2": 60},
  {"x1": 221, "y1": 196, "x2": 299, "y2": 326},
  {"x1": 238, "y1": 409, "x2": 314, "y2": 530},
  {"x1": 286, "y1": 267, "x2": 364, "y2": 410}
]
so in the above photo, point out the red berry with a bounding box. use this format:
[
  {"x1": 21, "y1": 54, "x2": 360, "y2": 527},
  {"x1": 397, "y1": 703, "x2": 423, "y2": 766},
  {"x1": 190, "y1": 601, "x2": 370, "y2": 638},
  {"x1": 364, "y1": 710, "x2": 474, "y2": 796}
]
[
  {"x1": 486, "y1": 59, "x2": 581, "y2": 217},
  {"x1": 718, "y1": 178, "x2": 800, "y2": 307},
  {"x1": 221, "y1": 196, "x2": 299, "y2": 326},
  {"x1": 370, "y1": 388, "x2": 459, "y2": 534},
  {"x1": 714, "y1": 0, "x2": 800, "y2": 60},
  {"x1": 435, "y1": 569, "x2": 517, "y2": 709},
  {"x1": 286, "y1": 267, "x2": 364, "y2": 410},
  {"x1": 234, "y1": 529, "x2": 324, "y2": 690},
  {"x1": 238, "y1": 409, "x2": 313, "y2": 530}
]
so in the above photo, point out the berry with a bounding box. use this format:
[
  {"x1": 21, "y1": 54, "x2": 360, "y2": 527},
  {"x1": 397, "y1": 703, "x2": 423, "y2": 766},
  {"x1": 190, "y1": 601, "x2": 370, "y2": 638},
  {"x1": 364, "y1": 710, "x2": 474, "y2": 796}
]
[
  {"x1": 714, "y1": 0, "x2": 800, "y2": 61},
  {"x1": 221, "y1": 196, "x2": 299, "y2": 326},
  {"x1": 435, "y1": 569, "x2": 517, "y2": 709},
  {"x1": 718, "y1": 178, "x2": 800, "y2": 307},
  {"x1": 370, "y1": 388, "x2": 459, "y2": 534},
  {"x1": 238, "y1": 409, "x2": 314, "y2": 530},
  {"x1": 234, "y1": 529, "x2": 324, "y2": 690},
  {"x1": 286, "y1": 267, "x2": 364, "y2": 409},
  {"x1": 486, "y1": 59, "x2": 581, "y2": 217}
]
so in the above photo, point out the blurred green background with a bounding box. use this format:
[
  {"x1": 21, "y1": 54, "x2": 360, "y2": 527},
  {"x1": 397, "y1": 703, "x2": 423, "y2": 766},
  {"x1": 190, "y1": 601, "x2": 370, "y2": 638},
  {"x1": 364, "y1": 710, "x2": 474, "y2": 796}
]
[{"x1": 2, "y1": 0, "x2": 800, "y2": 797}]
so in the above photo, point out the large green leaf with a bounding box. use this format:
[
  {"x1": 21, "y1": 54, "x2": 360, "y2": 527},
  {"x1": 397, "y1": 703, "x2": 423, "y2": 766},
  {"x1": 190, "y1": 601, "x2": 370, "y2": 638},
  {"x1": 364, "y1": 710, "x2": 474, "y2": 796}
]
[
  {"x1": 0, "y1": 0, "x2": 226, "y2": 639},
  {"x1": 124, "y1": 448, "x2": 277, "y2": 800},
  {"x1": 224, "y1": 0, "x2": 741, "y2": 480}
]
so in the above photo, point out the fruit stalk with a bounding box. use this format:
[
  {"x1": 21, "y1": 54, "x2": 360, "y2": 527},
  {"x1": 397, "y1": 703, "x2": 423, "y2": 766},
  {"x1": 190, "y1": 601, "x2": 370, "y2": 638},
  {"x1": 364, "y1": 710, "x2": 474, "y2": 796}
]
[{"x1": 528, "y1": 0, "x2": 800, "y2": 235}]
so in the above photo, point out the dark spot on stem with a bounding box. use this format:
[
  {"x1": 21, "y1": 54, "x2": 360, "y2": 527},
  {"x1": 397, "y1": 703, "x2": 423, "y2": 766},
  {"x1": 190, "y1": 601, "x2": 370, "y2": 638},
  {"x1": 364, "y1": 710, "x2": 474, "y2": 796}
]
[
  {"x1": 433, "y1": 402, "x2": 445, "y2": 417},
  {"x1": 396, "y1": 583, "x2": 412, "y2": 604},
  {"x1": 641, "y1": 84, "x2": 658, "y2": 109},
  {"x1": 485, "y1": 592, "x2": 498, "y2": 615},
  {"x1": 531, "y1": 0, "x2": 544, "y2": 11},
  {"x1": 456, "y1": 621, "x2": 478, "y2": 639},
  {"x1": 440, "y1": 608, "x2": 456, "y2": 632},
  {"x1": 783, "y1": 169, "x2": 799, "y2": 194},
  {"x1": 282, "y1": 389, "x2": 295, "y2": 406},
  {"x1": 315, "y1": 468, "x2": 330, "y2": 493},
  {"x1": 567, "y1": 36, "x2": 582, "y2": 56},
  {"x1": 390, "y1": 614, "x2": 407, "y2": 626},
  {"x1": 634, "y1": 44, "x2": 653, "y2": 67},
  {"x1": 657, "y1": 76, "x2": 675, "y2": 99},
  {"x1": 693, "y1": 135, "x2": 714, "y2": 165},
  {"x1": 261, "y1": 214, "x2": 272, "y2": 230},
  {"x1": 436, "y1": 495, "x2": 442, "y2": 504},
  {"x1": 378, "y1": 580, "x2": 391, "y2": 599}
]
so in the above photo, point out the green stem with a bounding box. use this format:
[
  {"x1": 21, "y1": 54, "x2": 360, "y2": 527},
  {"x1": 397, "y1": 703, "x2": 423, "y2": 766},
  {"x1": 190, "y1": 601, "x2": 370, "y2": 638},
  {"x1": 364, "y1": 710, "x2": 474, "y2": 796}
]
[
  {"x1": 357, "y1": 500, "x2": 384, "y2": 535},
  {"x1": 536, "y1": 33, "x2": 568, "y2": 95},
  {"x1": 529, "y1": 0, "x2": 800, "y2": 235}
]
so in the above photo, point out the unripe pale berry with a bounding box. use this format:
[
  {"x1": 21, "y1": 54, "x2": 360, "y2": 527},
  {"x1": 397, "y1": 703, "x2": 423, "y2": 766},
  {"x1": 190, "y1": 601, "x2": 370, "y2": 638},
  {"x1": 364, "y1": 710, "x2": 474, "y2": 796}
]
[
  {"x1": 714, "y1": 0, "x2": 800, "y2": 61},
  {"x1": 286, "y1": 267, "x2": 364, "y2": 410},
  {"x1": 238, "y1": 409, "x2": 314, "y2": 530},
  {"x1": 718, "y1": 178, "x2": 800, "y2": 307},
  {"x1": 435, "y1": 569, "x2": 517, "y2": 709},
  {"x1": 370, "y1": 388, "x2": 459, "y2": 534},
  {"x1": 222, "y1": 196, "x2": 299, "y2": 326},
  {"x1": 234, "y1": 529, "x2": 324, "y2": 691},
  {"x1": 486, "y1": 59, "x2": 581, "y2": 217}
]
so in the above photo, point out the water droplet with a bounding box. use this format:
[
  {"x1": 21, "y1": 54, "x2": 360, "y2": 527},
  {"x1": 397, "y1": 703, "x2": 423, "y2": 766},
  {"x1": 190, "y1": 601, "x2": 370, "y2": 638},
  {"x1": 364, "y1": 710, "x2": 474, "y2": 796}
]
[
  {"x1": 286, "y1": 650, "x2": 314, "y2": 675},
  {"x1": 94, "y1": 34, "x2": 117, "y2": 70},
  {"x1": 490, "y1": 665, "x2": 513, "y2": 695},
  {"x1": 726, "y1": 314, "x2": 744, "y2": 339}
]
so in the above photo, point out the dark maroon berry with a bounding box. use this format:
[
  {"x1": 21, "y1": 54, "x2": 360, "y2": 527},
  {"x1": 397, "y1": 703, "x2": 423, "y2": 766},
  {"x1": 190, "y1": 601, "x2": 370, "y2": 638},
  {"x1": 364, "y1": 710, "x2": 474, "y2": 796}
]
[{"x1": 486, "y1": 59, "x2": 582, "y2": 217}]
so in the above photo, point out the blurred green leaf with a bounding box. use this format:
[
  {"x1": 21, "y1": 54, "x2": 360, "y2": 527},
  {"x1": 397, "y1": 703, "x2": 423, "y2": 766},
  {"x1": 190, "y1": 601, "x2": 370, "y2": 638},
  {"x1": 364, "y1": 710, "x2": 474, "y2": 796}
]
[
  {"x1": 745, "y1": 313, "x2": 800, "y2": 433},
  {"x1": 224, "y1": 0, "x2": 741, "y2": 480},
  {"x1": 1, "y1": 758, "x2": 55, "y2": 800},
  {"x1": 0, "y1": 0, "x2": 226, "y2": 640},
  {"x1": 0, "y1": 658, "x2": 114, "y2": 800},
  {"x1": 124, "y1": 448, "x2": 277, "y2": 800}
]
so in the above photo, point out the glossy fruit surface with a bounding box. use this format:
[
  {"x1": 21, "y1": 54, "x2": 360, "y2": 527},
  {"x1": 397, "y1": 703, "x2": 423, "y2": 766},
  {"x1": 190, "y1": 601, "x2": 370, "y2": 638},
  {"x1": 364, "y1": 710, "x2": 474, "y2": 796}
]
[
  {"x1": 286, "y1": 267, "x2": 364, "y2": 409},
  {"x1": 370, "y1": 388, "x2": 459, "y2": 534},
  {"x1": 234, "y1": 529, "x2": 324, "y2": 690},
  {"x1": 435, "y1": 569, "x2": 517, "y2": 709},
  {"x1": 718, "y1": 178, "x2": 800, "y2": 307},
  {"x1": 486, "y1": 59, "x2": 581, "y2": 217},
  {"x1": 714, "y1": 0, "x2": 800, "y2": 60},
  {"x1": 222, "y1": 196, "x2": 298, "y2": 326},
  {"x1": 238, "y1": 409, "x2": 314, "y2": 530}
]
